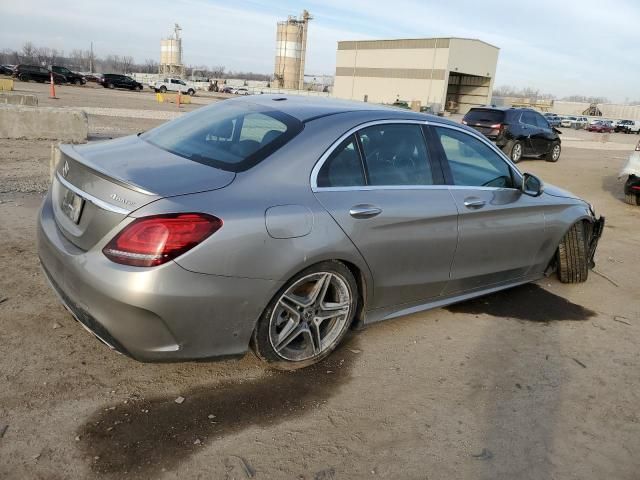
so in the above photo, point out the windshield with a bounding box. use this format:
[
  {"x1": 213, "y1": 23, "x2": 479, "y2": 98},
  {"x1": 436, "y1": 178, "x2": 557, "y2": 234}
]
[{"x1": 142, "y1": 101, "x2": 303, "y2": 172}]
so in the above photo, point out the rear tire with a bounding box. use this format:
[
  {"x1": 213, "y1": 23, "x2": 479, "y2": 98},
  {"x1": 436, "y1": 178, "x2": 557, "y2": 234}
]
[
  {"x1": 74, "y1": 79, "x2": 82, "y2": 86},
  {"x1": 188, "y1": 89, "x2": 195, "y2": 96},
  {"x1": 504, "y1": 140, "x2": 523, "y2": 163},
  {"x1": 18, "y1": 74, "x2": 29, "y2": 82},
  {"x1": 556, "y1": 222, "x2": 590, "y2": 283},
  {"x1": 159, "y1": 86, "x2": 167, "y2": 93},
  {"x1": 624, "y1": 193, "x2": 640, "y2": 205},
  {"x1": 251, "y1": 261, "x2": 358, "y2": 370},
  {"x1": 545, "y1": 141, "x2": 561, "y2": 162},
  {"x1": 107, "y1": 83, "x2": 114, "y2": 89}
]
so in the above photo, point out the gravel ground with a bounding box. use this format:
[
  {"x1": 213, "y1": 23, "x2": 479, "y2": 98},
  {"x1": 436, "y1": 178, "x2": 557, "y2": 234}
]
[{"x1": 1, "y1": 85, "x2": 639, "y2": 479}]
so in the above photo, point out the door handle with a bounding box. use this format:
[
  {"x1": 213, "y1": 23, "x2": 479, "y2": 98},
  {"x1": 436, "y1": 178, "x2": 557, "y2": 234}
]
[
  {"x1": 349, "y1": 204, "x2": 382, "y2": 219},
  {"x1": 463, "y1": 198, "x2": 486, "y2": 209}
]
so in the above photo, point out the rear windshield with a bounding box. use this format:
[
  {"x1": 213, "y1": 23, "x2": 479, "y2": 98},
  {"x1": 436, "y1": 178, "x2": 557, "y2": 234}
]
[
  {"x1": 142, "y1": 101, "x2": 303, "y2": 172},
  {"x1": 463, "y1": 109, "x2": 505, "y2": 124}
]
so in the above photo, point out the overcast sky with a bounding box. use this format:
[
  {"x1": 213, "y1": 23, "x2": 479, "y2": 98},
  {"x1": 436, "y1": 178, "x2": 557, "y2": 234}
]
[{"x1": 2, "y1": 0, "x2": 637, "y2": 102}]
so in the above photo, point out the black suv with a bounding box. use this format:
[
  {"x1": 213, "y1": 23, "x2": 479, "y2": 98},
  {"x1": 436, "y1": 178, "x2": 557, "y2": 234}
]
[
  {"x1": 14, "y1": 64, "x2": 65, "y2": 84},
  {"x1": 51, "y1": 65, "x2": 86, "y2": 85},
  {"x1": 462, "y1": 107, "x2": 562, "y2": 163},
  {"x1": 99, "y1": 74, "x2": 143, "y2": 91}
]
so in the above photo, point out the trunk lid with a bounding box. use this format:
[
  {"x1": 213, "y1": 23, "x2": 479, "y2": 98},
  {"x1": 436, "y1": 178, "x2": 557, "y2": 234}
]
[{"x1": 52, "y1": 135, "x2": 235, "y2": 250}]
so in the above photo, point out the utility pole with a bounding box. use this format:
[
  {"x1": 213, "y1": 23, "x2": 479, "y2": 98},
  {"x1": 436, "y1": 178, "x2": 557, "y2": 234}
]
[{"x1": 90, "y1": 41, "x2": 94, "y2": 73}]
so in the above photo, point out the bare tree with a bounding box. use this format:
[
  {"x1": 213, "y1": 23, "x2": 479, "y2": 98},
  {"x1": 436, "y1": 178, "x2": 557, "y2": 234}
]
[
  {"x1": 21, "y1": 42, "x2": 36, "y2": 63},
  {"x1": 121, "y1": 55, "x2": 134, "y2": 74},
  {"x1": 143, "y1": 58, "x2": 159, "y2": 73}
]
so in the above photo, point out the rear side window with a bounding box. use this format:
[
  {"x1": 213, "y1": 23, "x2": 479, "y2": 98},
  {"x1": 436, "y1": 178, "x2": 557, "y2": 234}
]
[
  {"x1": 142, "y1": 102, "x2": 303, "y2": 172},
  {"x1": 463, "y1": 109, "x2": 505, "y2": 124},
  {"x1": 435, "y1": 127, "x2": 514, "y2": 189},
  {"x1": 534, "y1": 113, "x2": 549, "y2": 128},
  {"x1": 317, "y1": 136, "x2": 365, "y2": 188},
  {"x1": 357, "y1": 124, "x2": 434, "y2": 186}
]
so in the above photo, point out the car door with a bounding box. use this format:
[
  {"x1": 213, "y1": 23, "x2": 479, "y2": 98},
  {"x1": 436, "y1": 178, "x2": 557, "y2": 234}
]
[
  {"x1": 430, "y1": 125, "x2": 547, "y2": 294},
  {"x1": 312, "y1": 121, "x2": 459, "y2": 310},
  {"x1": 532, "y1": 112, "x2": 555, "y2": 154},
  {"x1": 520, "y1": 111, "x2": 544, "y2": 155}
]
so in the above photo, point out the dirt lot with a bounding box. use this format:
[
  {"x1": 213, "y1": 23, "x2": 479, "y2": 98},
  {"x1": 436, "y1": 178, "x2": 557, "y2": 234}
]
[{"x1": 1, "y1": 84, "x2": 639, "y2": 479}]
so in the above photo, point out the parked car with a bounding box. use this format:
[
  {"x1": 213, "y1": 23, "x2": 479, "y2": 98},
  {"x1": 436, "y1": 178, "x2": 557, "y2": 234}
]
[
  {"x1": 543, "y1": 113, "x2": 562, "y2": 127},
  {"x1": 619, "y1": 140, "x2": 640, "y2": 205},
  {"x1": 234, "y1": 87, "x2": 250, "y2": 95},
  {"x1": 83, "y1": 73, "x2": 102, "y2": 83},
  {"x1": 0, "y1": 65, "x2": 14, "y2": 76},
  {"x1": 13, "y1": 64, "x2": 64, "y2": 84},
  {"x1": 98, "y1": 73, "x2": 143, "y2": 91},
  {"x1": 149, "y1": 77, "x2": 196, "y2": 96},
  {"x1": 616, "y1": 120, "x2": 640, "y2": 134},
  {"x1": 586, "y1": 120, "x2": 614, "y2": 133},
  {"x1": 560, "y1": 116, "x2": 577, "y2": 128},
  {"x1": 37, "y1": 96, "x2": 604, "y2": 369},
  {"x1": 614, "y1": 120, "x2": 634, "y2": 133},
  {"x1": 573, "y1": 116, "x2": 589, "y2": 129},
  {"x1": 220, "y1": 85, "x2": 235, "y2": 94},
  {"x1": 462, "y1": 107, "x2": 562, "y2": 163},
  {"x1": 51, "y1": 65, "x2": 86, "y2": 85}
]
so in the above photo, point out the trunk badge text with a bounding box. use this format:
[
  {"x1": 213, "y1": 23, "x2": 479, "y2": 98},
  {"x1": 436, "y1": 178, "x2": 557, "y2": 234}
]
[
  {"x1": 62, "y1": 160, "x2": 69, "y2": 178},
  {"x1": 110, "y1": 193, "x2": 136, "y2": 207}
]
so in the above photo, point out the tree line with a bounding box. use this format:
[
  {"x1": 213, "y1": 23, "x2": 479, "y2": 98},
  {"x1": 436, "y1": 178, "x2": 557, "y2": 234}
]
[
  {"x1": 492, "y1": 85, "x2": 611, "y2": 104},
  {"x1": 0, "y1": 42, "x2": 271, "y2": 80}
]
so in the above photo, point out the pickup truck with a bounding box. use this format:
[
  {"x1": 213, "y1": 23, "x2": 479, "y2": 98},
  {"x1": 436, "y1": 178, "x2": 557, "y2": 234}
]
[
  {"x1": 620, "y1": 120, "x2": 640, "y2": 134},
  {"x1": 149, "y1": 77, "x2": 196, "y2": 96}
]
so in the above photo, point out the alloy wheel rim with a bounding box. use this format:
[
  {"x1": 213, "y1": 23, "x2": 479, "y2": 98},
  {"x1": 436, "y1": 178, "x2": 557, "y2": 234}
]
[
  {"x1": 513, "y1": 144, "x2": 522, "y2": 161},
  {"x1": 269, "y1": 272, "x2": 352, "y2": 362},
  {"x1": 553, "y1": 145, "x2": 561, "y2": 160}
]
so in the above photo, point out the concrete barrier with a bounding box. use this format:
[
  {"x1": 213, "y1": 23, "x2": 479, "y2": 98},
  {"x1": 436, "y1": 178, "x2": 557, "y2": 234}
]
[
  {"x1": 0, "y1": 93, "x2": 38, "y2": 106},
  {"x1": 0, "y1": 78, "x2": 14, "y2": 91},
  {"x1": 0, "y1": 105, "x2": 88, "y2": 142},
  {"x1": 155, "y1": 92, "x2": 192, "y2": 104}
]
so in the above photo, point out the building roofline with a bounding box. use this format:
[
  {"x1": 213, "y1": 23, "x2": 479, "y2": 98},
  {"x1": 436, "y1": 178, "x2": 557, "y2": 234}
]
[{"x1": 337, "y1": 37, "x2": 499, "y2": 50}]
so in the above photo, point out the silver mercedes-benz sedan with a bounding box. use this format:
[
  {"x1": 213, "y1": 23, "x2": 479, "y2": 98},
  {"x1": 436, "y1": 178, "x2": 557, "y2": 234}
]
[{"x1": 37, "y1": 96, "x2": 604, "y2": 369}]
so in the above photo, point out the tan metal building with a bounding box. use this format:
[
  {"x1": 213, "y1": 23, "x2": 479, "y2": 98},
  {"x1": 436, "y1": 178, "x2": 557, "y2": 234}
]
[{"x1": 333, "y1": 37, "x2": 499, "y2": 114}]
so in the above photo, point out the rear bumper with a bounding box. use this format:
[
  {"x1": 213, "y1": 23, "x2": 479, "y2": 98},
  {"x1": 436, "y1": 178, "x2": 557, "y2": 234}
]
[{"x1": 37, "y1": 192, "x2": 280, "y2": 362}]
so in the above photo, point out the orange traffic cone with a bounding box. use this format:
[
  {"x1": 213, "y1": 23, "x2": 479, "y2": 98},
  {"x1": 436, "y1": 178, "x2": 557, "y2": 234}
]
[{"x1": 49, "y1": 72, "x2": 58, "y2": 99}]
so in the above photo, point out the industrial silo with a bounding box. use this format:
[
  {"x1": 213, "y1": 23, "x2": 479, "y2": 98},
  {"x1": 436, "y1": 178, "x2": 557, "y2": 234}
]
[
  {"x1": 274, "y1": 10, "x2": 312, "y2": 90},
  {"x1": 160, "y1": 24, "x2": 184, "y2": 77}
]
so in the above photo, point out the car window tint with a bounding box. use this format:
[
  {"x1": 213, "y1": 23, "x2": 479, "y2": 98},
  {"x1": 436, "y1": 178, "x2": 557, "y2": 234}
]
[
  {"x1": 317, "y1": 136, "x2": 365, "y2": 188},
  {"x1": 435, "y1": 127, "x2": 514, "y2": 189},
  {"x1": 534, "y1": 113, "x2": 549, "y2": 129},
  {"x1": 521, "y1": 111, "x2": 536, "y2": 126},
  {"x1": 357, "y1": 124, "x2": 433, "y2": 186}
]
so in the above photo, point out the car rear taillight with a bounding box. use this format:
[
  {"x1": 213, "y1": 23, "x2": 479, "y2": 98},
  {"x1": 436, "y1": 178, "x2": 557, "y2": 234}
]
[
  {"x1": 462, "y1": 120, "x2": 468, "y2": 125},
  {"x1": 490, "y1": 123, "x2": 501, "y2": 129},
  {"x1": 103, "y1": 213, "x2": 222, "y2": 267}
]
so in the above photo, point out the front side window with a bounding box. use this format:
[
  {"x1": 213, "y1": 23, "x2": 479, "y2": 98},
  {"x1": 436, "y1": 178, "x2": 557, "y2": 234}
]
[
  {"x1": 317, "y1": 136, "x2": 365, "y2": 188},
  {"x1": 357, "y1": 124, "x2": 434, "y2": 186},
  {"x1": 435, "y1": 127, "x2": 515, "y2": 189},
  {"x1": 142, "y1": 102, "x2": 303, "y2": 171}
]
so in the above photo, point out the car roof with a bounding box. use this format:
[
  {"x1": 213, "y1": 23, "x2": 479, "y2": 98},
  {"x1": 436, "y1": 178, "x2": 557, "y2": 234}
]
[{"x1": 227, "y1": 94, "x2": 457, "y2": 124}]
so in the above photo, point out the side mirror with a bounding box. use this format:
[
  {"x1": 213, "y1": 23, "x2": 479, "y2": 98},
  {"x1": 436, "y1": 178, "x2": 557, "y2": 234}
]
[{"x1": 522, "y1": 173, "x2": 544, "y2": 197}]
